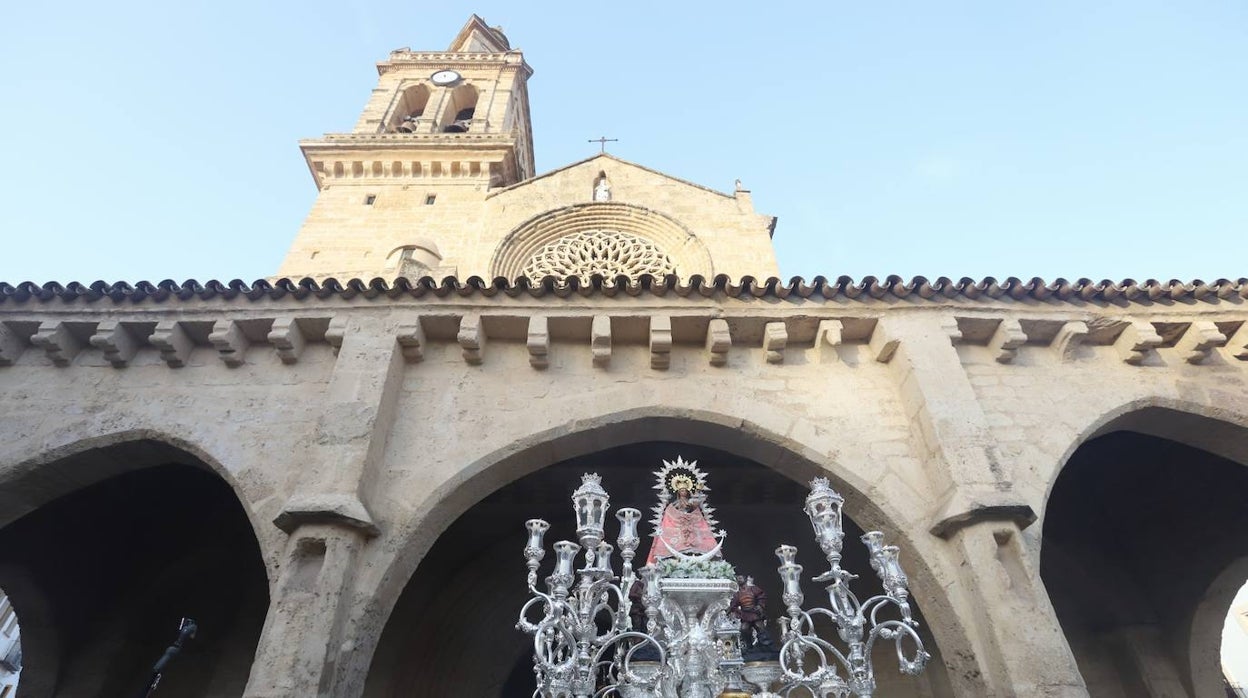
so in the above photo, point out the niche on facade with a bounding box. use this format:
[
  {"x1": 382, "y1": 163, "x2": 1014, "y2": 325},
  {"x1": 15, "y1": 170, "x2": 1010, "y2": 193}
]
[
  {"x1": 592, "y1": 171, "x2": 611, "y2": 201},
  {"x1": 389, "y1": 84, "x2": 432, "y2": 133},
  {"x1": 441, "y1": 84, "x2": 478, "y2": 133}
]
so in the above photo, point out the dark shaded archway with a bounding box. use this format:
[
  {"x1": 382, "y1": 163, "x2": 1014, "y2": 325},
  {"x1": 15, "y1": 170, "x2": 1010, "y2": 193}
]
[
  {"x1": 0, "y1": 442, "x2": 270, "y2": 697},
  {"x1": 1041, "y1": 416, "x2": 1248, "y2": 697},
  {"x1": 363, "y1": 441, "x2": 952, "y2": 697}
]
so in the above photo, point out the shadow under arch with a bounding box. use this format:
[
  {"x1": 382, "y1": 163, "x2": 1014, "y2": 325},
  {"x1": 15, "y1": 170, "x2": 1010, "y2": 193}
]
[
  {"x1": 0, "y1": 428, "x2": 272, "y2": 564},
  {"x1": 0, "y1": 432, "x2": 273, "y2": 697},
  {"x1": 357, "y1": 407, "x2": 979, "y2": 695},
  {"x1": 1040, "y1": 401, "x2": 1248, "y2": 696}
]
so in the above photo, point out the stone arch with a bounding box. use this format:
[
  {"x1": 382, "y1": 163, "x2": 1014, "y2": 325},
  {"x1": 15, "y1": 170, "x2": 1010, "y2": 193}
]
[
  {"x1": 0, "y1": 428, "x2": 273, "y2": 567},
  {"x1": 387, "y1": 83, "x2": 431, "y2": 133},
  {"x1": 354, "y1": 407, "x2": 980, "y2": 696},
  {"x1": 1044, "y1": 396, "x2": 1248, "y2": 508},
  {"x1": 489, "y1": 202, "x2": 714, "y2": 280},
  {"x1": 439, "y1": 83, "x2": 478, "y2": 132},
  {"x1": 0, "y1": 431, "x2": 273, "y2": 696},
  {"x1": 1040, "y1": 400, "x2": 1248, "y2": 696},
  {"x1": 384, "y1": 239, "x2": 443, "y2": 277},
  {"x1": 1189, "y1": 556, "x2": 1248, "y2": 697}
]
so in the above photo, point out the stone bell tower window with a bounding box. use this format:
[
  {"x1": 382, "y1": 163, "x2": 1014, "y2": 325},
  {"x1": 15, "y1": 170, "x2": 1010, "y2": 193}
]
[
  {"x1": 390, "y1": 85, "x2": 431, "y2": 133},
  {"x1": 441, "y1": 84, "x2": 478, "y2": 133},
  {"x1": 520, "y1": 230, "x2": 676, "y2": 280}
]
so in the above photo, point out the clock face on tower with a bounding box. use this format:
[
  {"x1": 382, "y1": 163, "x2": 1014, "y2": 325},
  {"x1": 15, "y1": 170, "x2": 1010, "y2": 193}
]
[{"x1": 430, "y1": 70, "x2": 461, "y2": 86}]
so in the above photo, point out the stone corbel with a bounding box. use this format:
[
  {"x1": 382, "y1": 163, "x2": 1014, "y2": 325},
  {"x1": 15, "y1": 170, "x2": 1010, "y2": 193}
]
[
  {"x1": 1227, "y1": 322, "x2": 1248, "y2": 361},
  {"x1": 209, "y1": 319, "x2": 250, "y2": 367},
  {"x1": 591, "y1": 315, "x2": 612, "y2": 368},
  {"x1": 987, "y1": 318, "x2": 1027, "y2": 364},
  {"x1": 868, "y1": 321, "x2": 899, "y2": 363},
  {"x1": 88, "y1": 320, "x2": 143, "y2": 368},
  {"x1": 942, "y1": 316, "x2": 963, "y2": 345},
  {"x1": 1174, "y1": 321, "x2": 1227, "y2": 365},
  {"x1": 1113, "y1": 320, "x2": 1162, "y2": 365},
  {"x1": 458, "y1": 314, "x2": 486, "y2": 365},
  {"x1": 31, "y1": 321, "x2": 83, "y2": 367},
  {"x1": 928, "y1": 488, "x2": 1038, "y2": 539},
  {"x1": 395, "y1": 321, "x2": 426, "y2": 363},
  {"x1": 325, "y1": 317, "x2": 349, "y2": 357},
  {"x1": 650, "y1": 316, "x2": 672, "y2": 370},
  {"x1": 1051, "y1": 321, "x2": 1089, "y2": 361},
  {"x1": 150, "y1": 321, "x2": 194, "y2": 368},
  {"x1": 527, "y1": 316, "x2": 549, "y2": 369},
  {"x1": 763, "y1": 321, "x2": 787, "y2": 364},
  {"x1": 0, "y1": 322, "x2": 28, "y2": 366},
  {"x1": 705, "y1": 318, "x2": 731, "y2": 367},
  {"x1": 815, "y1": 320, "x2": 843, "y2": 362},
  {"x1": 269, "y1": 318, "x2": 308, "y2": 365}
]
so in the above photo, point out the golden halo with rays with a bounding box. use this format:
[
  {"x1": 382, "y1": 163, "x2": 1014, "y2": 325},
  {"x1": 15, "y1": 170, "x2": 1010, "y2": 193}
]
[{"x1": 664, "y1": 467, "x2": 702, "y2": 496}]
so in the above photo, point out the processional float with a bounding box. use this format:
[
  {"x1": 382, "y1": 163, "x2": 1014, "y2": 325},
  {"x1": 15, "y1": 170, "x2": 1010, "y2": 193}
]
[{"x1": 517, "y1": 457, "x2": 930, "y2": 697}]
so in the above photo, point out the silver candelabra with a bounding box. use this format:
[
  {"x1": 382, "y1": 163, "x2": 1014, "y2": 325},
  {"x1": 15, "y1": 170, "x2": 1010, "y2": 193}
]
[
  {"x1": 518, "y1": 470, "x2": 929, "y2": 697},
  {"x1": 774, "y1": 477, "x2": 930, "y2": 697}
]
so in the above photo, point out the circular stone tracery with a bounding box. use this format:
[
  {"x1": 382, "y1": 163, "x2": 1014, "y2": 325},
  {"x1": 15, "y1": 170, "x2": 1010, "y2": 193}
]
[{"x1": 520, "y1": 230, "x2": 677, "y2": 280}]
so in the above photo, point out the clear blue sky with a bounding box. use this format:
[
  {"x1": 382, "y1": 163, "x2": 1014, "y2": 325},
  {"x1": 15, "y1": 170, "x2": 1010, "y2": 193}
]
[{"x1": 0, "y1": 1, "x2": 1244, "y2": 284}]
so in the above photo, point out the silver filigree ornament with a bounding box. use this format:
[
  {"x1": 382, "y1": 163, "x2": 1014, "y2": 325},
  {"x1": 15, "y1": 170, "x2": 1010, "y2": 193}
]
[
  {"x1": 521, "y1": 230, "x2": 677, "y2": 280},
  {"x1": 519, "y1": 469, "x2": 931, "y2": 698}
]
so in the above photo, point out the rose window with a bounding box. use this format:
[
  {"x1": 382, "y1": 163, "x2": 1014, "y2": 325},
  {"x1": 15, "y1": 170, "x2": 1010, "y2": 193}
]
[{"x1": 521, "y1": 230, "x2": 677, "y2": 280}]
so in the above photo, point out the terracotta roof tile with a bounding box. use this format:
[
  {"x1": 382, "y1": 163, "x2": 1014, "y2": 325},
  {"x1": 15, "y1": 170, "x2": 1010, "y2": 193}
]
[{"x1": 0, "y1": 275, "x2": 1245, "y2": 305}]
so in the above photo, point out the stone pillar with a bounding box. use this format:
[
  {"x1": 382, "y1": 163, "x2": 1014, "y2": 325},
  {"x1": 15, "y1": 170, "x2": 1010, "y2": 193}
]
[
  {"x1": 275, "y1": 317, "x2": 405, "y2": 535},
  {"x1": 878, "y1": 316, "x2": 1034, "y2": 535},
  {"x1": 247, "y1": 317, "x2": 406, "y2": 696},
  {"x1": 880, "y1": 316, "x2": 1087, "y2": 695},
  {"x1": 949, "y1": 521, "x2": 1088, "y2": 696},
  {"x1": 243, "y1": 524, "x2": 367, "y2": 697}
]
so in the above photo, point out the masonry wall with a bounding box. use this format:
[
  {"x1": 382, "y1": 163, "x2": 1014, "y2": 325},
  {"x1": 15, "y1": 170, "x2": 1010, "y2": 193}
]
[
  {"x1": 279, "y1": 155, "x2": 779, "y2": 283},
  {"x1": 0, "y1": 290, "x2": 1245, "y2": 696}
]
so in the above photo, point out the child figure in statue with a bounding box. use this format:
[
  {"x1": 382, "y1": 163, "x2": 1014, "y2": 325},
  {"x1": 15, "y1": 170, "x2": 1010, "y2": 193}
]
[{"x1": 646, "y1": 458, "x2": 722, "y2": 565}]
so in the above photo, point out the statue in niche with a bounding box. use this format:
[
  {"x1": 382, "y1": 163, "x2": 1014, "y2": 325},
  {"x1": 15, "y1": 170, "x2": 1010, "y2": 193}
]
[
  {"x1": 593, "y1": 175, "x2": 612, "y2": 202},
  {"x1": 646, "y1": 458, "x2": 722, "y2": 565},
  {"x1": 730, "y1": 574, "x2": 775, "y2": 654}
]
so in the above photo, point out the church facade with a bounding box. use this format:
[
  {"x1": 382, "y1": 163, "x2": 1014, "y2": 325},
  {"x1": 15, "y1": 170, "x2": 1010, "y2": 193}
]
[{"x1": 0, "y1": 15, "x2": 1246, "y2": 697}]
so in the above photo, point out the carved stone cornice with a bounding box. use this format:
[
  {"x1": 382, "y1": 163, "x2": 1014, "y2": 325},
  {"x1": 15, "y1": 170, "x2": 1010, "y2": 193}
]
[
  {"x1": 375, "y1": 50, "x2": 531, "y2": 77},
  {"x1": 304, "y1": 133, "x2": 518, "y2": 148}
]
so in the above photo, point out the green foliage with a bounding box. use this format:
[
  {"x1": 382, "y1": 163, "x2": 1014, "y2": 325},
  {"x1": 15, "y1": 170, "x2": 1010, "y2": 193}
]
[{"x1": 658, "y1": 558, "x2": 736, "y2": 580}]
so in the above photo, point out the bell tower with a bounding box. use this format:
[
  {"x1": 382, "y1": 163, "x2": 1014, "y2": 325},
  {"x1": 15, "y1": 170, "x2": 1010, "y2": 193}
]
[{"x1": 278, "y1": 15, "x2": 535, "y2": 280}]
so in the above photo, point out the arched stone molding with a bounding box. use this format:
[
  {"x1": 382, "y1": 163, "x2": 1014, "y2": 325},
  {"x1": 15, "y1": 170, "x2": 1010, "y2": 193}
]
[
  {"x1": 0, "y1": 433, "x2": 274, "y2": 696},
  {"x1": 341, "y1": 406, "x2": 986, "y2": 697},
  {"x1": 1040, "y1": 403, "x2": 1248, "y2": 696},
  {"x1": 1042, "y1": 397, "x2": 1248, "y2": 514},
  {"x1": 0, "y1": 566, "x2": 55, "y2": 696},
  {"x1": 1187, "y1": 556, "x2": 1248, "y2": 697},
  {"x1": 0, "y1": 428, "x2": 280, "y2": 583},
  {"x1": 489, "y1": 202, "x2": 714, "y2": 280}
]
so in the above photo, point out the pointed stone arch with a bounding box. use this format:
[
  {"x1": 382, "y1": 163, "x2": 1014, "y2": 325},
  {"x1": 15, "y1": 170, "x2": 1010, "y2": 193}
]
[
  {"x1": 0, "y1": 431, "x2": 273, "y2": 696},
  {"x1": 352, "y1": 407, "x2": 983, "y2": 696},
  {"x1": 1040, "y1": 401, "x2": 1248, "y2": 696}
]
